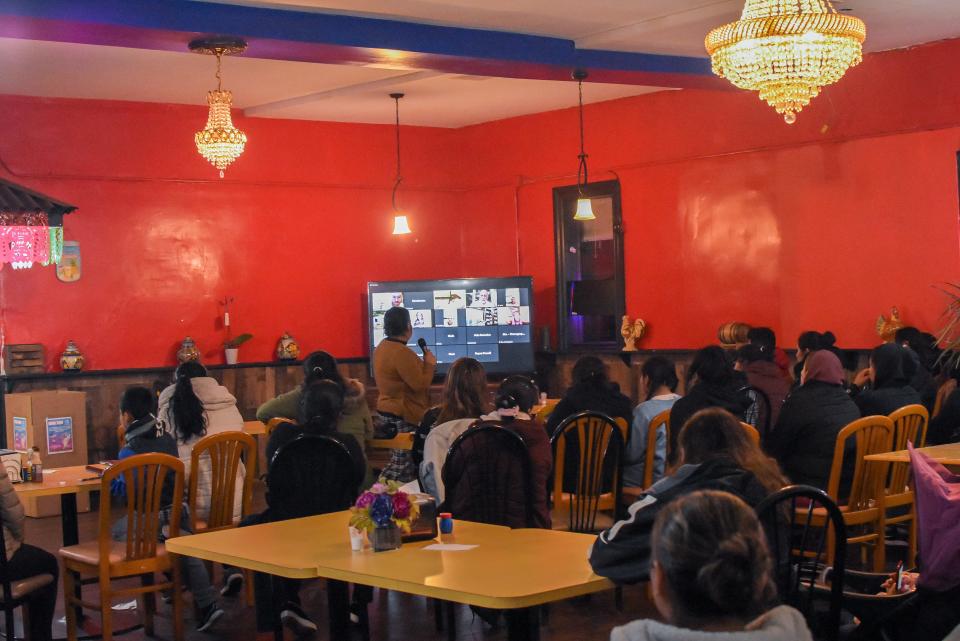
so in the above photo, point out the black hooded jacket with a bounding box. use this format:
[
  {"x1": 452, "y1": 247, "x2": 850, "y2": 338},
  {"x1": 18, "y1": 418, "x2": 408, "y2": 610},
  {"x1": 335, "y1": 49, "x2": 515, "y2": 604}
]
[
  {"x1": 668, "y1": 382, "x2": 751, "y2": 462},
  {"x1": 588, "y1": 457, "x2": 772, "y2": 584},
  {"x1": 855, "y1": 344, "x2": 922, "y2": 417}
]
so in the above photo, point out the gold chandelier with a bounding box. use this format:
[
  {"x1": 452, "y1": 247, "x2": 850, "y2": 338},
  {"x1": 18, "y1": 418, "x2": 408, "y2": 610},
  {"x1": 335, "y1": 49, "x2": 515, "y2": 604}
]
[
  {"x1": 189, "y1": 38, "x2": 248, "y2": 177},
  {"x1": 705, "y1": 0, "x2": 866, "y2": 124}
]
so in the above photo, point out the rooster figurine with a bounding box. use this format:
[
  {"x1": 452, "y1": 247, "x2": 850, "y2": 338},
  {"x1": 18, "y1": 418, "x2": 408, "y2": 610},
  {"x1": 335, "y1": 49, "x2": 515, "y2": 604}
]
[
  {"x1": 876, "y1": 307, "x2": 905, "y2": 343},
  {"x1": 621, "y1": 315, "x2": 647, "y2": 352}
]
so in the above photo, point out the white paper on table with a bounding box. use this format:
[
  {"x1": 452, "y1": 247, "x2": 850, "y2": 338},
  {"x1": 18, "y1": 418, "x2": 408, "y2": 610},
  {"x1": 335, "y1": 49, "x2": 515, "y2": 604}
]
[
  {"x1": 422, "y1": 543, "x2": 477, "y2": 552},
  {"x1": 398, "y1": 479, "x2": 421, "y2": 494},
  {"x1": 112, "y1": 600, "x2": 138, "y2": 611}
]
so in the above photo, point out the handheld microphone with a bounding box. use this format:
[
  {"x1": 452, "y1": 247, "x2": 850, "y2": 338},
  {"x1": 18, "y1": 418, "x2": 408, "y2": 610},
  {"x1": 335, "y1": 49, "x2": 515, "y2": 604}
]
[{"x1": 417, "y1": 338, "x2": 428, "y2": 354}]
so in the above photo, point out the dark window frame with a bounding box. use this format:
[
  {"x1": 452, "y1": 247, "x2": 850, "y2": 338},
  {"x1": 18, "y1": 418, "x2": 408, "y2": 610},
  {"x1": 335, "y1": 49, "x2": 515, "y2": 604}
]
[{"x1": 552, "y1": 179, "x2": 626, "y2": 352}]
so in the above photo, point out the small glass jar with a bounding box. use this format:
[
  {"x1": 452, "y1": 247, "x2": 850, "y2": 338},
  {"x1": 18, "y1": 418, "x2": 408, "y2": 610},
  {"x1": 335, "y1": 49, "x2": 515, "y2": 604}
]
[{"x1": 439, "y1": 513, "x2": 454, "y2": 534}]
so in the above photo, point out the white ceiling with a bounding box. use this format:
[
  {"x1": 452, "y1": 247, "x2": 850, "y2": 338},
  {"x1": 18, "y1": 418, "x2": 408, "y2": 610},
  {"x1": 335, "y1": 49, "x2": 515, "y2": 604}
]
[
  {"x1": 1, "y1": 1, "x2": 958, "y2": 127},
  {"x1": 212, "y1": 0, "x2": 960, "y2": 55}
]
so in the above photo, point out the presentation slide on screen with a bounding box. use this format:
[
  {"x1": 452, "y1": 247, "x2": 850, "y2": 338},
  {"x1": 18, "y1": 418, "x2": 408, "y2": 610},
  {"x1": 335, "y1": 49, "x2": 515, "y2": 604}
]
[{"x1": 368, "y1": 277, "x2": 534, "y2": 374}]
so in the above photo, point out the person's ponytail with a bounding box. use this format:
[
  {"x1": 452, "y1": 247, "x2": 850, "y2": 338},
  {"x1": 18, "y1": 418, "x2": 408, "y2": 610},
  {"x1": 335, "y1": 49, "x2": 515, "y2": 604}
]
[{"x1": 170, "y1": 361, "x2": 208, "y2": 443}]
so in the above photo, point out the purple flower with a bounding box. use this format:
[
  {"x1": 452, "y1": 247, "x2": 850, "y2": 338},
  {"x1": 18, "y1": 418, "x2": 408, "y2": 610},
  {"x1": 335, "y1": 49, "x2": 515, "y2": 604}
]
[
  {"x1": 370, "y1": 493, "x2": 395, "y2": 527},
  {"x1": 355, "y1": 492, "x2": 375, "y2": 509},
  {"x1": 392, "y1": 492, "x2": 411, "y2": 519}
]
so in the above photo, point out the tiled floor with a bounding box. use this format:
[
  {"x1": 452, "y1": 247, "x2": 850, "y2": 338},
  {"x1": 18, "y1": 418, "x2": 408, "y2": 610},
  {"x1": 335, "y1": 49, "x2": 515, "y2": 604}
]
[{"x1": 21, "y1": 487, "x2": 658, "y2": 641}]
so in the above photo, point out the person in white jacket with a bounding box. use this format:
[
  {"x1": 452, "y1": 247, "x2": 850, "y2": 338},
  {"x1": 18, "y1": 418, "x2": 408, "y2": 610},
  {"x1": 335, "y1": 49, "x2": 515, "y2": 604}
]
[
  {"x1": 158, "y1": 361, "x2": 245, "y2": 524},
  {"x1": 610, "y1": 490, "x2": 812, "y2": 641}
]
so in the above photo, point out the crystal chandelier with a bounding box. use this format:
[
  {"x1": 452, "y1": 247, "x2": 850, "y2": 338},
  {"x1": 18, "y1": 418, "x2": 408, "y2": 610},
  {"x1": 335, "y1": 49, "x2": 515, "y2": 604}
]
[
  {"x1": 705, "y1": 0, "x2": 866, "y2": 124},
  {"x1": 572, "y1": 69, "x2": 595, "y2": 221},
  {"x1": 190, "y1": 38, "x2": 248, "y2": 177},
  {"x1": 389, "y1": 93, "x2": 412, "y2": 235}
]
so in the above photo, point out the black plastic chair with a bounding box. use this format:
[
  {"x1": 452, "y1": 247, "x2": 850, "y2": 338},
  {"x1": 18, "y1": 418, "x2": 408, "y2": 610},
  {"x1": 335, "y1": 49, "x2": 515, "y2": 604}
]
[
  {"x1": 0, "y1": 525, "x2": 55, "y2": 641},
  {"x1": 441, "y1": 422, "x2": 534, "y2": 528},
  {"x1": 755, "y1": 485, "x2": 847, "y2": 641},
  {"x1": 550, "y1": 411, "x2": 625, "y2": 532},
  {"x1": 267, "y1": 433, "x2": 361, "y2": 521},
  {"x1": 740, "y1": 384, "x2": 772, "y2": 439}
]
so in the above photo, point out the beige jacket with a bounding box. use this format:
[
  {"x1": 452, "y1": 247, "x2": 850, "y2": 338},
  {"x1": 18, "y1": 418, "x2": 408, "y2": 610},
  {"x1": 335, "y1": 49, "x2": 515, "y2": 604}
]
[
  {"x1": 0, "y1": 466, "x2": 24, "y2": 560},
  {"x1": 373, "y1": 338, "x2": 435, "y2": 424}
]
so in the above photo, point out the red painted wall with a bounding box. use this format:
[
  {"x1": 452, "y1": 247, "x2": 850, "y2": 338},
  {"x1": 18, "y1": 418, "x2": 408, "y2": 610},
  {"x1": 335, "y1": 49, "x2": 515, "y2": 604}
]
[{"x1": 3, "y1": 38, "x2": 960, "y2": 370}]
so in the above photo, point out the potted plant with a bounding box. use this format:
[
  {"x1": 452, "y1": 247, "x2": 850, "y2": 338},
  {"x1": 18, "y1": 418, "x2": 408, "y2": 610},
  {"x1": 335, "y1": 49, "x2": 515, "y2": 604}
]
[
  {"x1": 223, "y1": 333, "x2": 252, "y2": 365},
  {"x1": 349, "y1": 479, "x2": 420, "y2": 552}
]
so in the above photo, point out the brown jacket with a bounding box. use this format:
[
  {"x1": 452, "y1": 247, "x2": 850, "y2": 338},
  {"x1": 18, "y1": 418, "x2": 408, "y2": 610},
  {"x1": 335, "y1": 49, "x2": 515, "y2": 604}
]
[
  {"x1": 373, "y1": 338, "x2": 435, "y2": 424},
  {"x1": 0, "y1": 466, "x2": 24, "y2": 560}
]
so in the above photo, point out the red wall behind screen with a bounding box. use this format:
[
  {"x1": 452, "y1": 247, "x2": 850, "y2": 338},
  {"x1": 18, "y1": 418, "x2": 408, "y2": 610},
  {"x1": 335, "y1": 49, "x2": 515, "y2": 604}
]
[{"x1": 3, "y1": 39, "x2": 960, "y2": 370}]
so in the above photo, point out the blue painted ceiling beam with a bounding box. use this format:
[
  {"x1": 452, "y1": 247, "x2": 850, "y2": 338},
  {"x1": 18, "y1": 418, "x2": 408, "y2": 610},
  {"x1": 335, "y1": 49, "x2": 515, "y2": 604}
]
[{"x1": 0, "y1": 0, "x2": 726, "y2": 89}]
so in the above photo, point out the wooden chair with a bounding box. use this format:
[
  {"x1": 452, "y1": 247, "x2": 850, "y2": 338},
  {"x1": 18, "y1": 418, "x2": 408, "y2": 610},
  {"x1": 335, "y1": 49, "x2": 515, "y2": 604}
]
[
  {"x1": 0, "y1": 526, "x2": 56, "y2": 641},
  {"x1": 533, "y1": 399, "x2": 560, "y2": 423},
  {"x1": 550, "y1": 411, "x2": 624, "y2": 533},
  {"x1": 932, "y1": 379, "x2": 957, "y2": 418},
  {"x1": 264, "y1": 417, "x2": 288, "y2": 437},
  {"x1": 60, "y1": 453, "x2": 185, "y2": 641},
  {"x1": 883, "y1": 405, "x2": 929, "y2": 567},
  {"x1": 613, "y1": 417, "x2": 629, "y2": 445},
  {"x1": 808, "y1": 416, "x2": 893, "y2": 572},
  {"x1": 187, "y1": 431, "x2": 256, "y2": 533},
  {"x1": 740, "y1": 421, "x2": 761, "y2": 446},
  {"x1": 622, "y1": 410, "x2": 671, "y2": 504}
]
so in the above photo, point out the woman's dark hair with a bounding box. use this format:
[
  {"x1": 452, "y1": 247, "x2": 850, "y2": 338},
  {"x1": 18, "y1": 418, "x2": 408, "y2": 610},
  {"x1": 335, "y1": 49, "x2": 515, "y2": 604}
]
[
  {"x1": 797, "y1": 331, "x2": 822, "y2": 352},
  {"x1": 678, "y1": 408, "x2": 786, "y2": 495},
  {"x1": 688, "y1": 346, "x2": 735, "y2": 387},
  {"x1": 641, "y1": 356, "x2": 678, "y2": 401},
  {"x1": 820, "y1": 331, "x2": 837, "y2": 349},
  {"x1": 170, "y1": 361, "x2": 208, "y2": 443},
  {"x1": 121, "y1": 386, "x2": 156, "y2": 421},
  {"x1": 735, "y1": 343, "x2": 765, "y2": 366},
  {"x1": 652, "y1": 490, "x2": 777, "y2": 624},
  {"x1": 383, "y1": 306, "x2": 411, "y2": 338},
  {"x1": 435, "y1": 358, "x2": 488, "y2": 425},
  {"x1": 572, "y1": 356, "x2": 608, "y2": 389},
  {"x1": 496, "y1": 375, "x2": 540, "y2": 418},
  {"x1": 301, "y1": 350, "x2": 345, "y2": 389},
  {"x1": 746, "y1": 327, "x2": 776, "y2": 361},
  {"x1": 297, "y1": 379, "x2": 345, "y2": 428}
]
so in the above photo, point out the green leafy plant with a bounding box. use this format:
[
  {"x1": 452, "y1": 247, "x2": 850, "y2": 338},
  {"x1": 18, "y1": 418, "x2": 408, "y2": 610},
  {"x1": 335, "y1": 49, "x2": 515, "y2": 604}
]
[
  {"x1": 223, "y1": 333, "x2": 253, "y2": 349},
  {"x1": 935, "y1": 283, "x2": 960, "y2": 369}
]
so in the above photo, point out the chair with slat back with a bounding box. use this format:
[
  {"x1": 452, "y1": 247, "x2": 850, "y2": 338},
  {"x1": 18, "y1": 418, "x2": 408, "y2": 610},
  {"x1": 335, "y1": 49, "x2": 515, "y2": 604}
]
[
  {"x1": 60, "y1": 453, "x2": 185, "y2": 641},
  {"x1": 740, "y1": 385, "x2": 772, "y2": 439},
  {"x1": 267, "y1": 433, "x2": 362, "y2": 521},
  {"x1": 550, "y1": 411, "x2": 624, "y2": 533},
  {"x1": 884, "y1": 404, "x2": 929, "y2": 567},
  {"x1": 756, "y1": 485, "x2": 847, "y2": 641},
  {"x1": 613, "y1": 417, "x2": 629, "y2": 446},
  {"x1": 264, "y1": 417, "x2": 288, "y2": 437},
  {"x1": 188, "y1": 431, "x2": 257, "y2": 533},
  {"x1": 812, "y1": 416, "x2": 893, "y2": 572},
  {"x1": 0, "y1": 524, "x2": 55, "y2": 641},
  {"x1": 641, "y1": 410, "x2": 671, "y2": 490},
  {"x1": 740, "y1": 421, "x2": 761, "y2": 446},
  {"x1": 441, "y1": 423, "x2": 534, "y2": 528},
  {"x1": 932, "y1": 379, "x2": 956, "y2": 418}
]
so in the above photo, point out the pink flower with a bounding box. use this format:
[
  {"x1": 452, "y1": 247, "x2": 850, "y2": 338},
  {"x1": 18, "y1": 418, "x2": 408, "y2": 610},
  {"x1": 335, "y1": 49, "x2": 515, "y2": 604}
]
[
  {"x1": 392, "y1": 491, "x2": 411, "y2": 519},
  {"x1": 370, "y1": 483, "x2": 387, "y2": 494},
  {"x1": 355, "y1": 492, "x2": 375, "y2": 509}
]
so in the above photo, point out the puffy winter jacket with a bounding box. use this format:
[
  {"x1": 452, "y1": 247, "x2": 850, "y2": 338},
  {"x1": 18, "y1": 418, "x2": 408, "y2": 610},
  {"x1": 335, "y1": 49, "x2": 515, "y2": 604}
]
[
  {"x1": 0, "y1": 465, "x2": 24, "y2": 561},
  {"x1": 743, "y1": 360, "x2": 791, "y2": 428},
  {"x1": 611, "y1": 605, "x2": 812, "y2": 641},
  {"x1": 854, "y1": 385, "x2": 921, "y2": 418},
  {"x1": 766, "y1": 381, "x2": 860, "y2": 498},
  {"x1": 589, "y1": 457, "x2": 772, "y2": 584}
]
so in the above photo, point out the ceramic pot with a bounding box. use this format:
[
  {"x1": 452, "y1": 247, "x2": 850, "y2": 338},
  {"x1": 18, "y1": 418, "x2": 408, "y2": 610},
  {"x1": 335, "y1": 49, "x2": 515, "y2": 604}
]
[
  {"x1": 275, "y1": 332, "x2": 300, "y2": 361},
  {"x1": 371, "y1": 524, "x2": 402, "y2": 552},
  {"x1": 224, "y1": 348, "x2": 239, "y2": 365},
  {"x1": 60, "y1": 340, "x2": 84, "y2": 371},
  {"x1": 177, "y1": 337, "x2": 201, "y2": 364}
]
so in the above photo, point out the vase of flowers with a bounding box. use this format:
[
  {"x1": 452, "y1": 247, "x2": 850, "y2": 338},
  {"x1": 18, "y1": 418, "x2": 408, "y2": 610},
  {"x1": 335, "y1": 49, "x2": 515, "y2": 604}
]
[{"x1": 349, "y1": 479, "x2": 419, "y2": 552}]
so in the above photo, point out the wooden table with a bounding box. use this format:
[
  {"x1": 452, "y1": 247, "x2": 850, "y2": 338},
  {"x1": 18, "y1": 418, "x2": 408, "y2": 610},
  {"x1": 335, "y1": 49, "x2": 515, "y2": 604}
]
[
  {"x1": 14, "y1": 465, "x2": 102, "y2": 546},
  {"x1": 864, "y1": 442, "x2": 960, "y2": 466},
  {"x1": 247, "y1": 419, "x2": 415, "y2": 451},
  {"x1": 166, "y1": 511, "x2": 612, "y2": 641}
]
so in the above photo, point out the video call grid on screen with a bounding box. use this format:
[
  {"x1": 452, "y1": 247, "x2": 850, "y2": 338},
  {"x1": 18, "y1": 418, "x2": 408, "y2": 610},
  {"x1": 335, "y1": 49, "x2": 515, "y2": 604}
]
[{"x1": 368, "y1": 276, "x2": 535, "y2": 375}]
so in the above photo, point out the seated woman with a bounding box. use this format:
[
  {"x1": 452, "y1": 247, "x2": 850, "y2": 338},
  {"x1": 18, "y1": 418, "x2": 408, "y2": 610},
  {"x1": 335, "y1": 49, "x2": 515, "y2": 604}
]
[
  {"x1": 590, "y1": 408, "x2": 786, "y2": 585},
  {"x1": 252, "y1": 381, "x2": 365, "y2": 637},
  {"x1": 419, "y1": 357, "x2": 488, "y2": 502},
  {"x1": 624, "y1": 356, "x2": 681, "y2": 488},
  {"x1": 669, "y1": 346, "x2": 752, "y2": 465},
  {"x1": 546, "y1": 356, "x2": 632, "y2": 436},
  {"x1": 792, "y1": 330, "x2": 825, "y2": 385},
  {"x1": 258, "y1": 350, "x2": 373, "y2": 482},
  {"x1": 0, "y1": 462, "x2": 59, "y2": 641},
  {"x1": 474, "y1": 375, "x2": 553, "y2": 528},
  {"x1": 852, "y1": 343, "x2": 922, "y2": 416},
  {"x1": 929, "y1": 366, "x2": 960, "y2": 445},
  {"x1": 767, "y1": 350, "x2": 860, "y2": 497},
  {"x1": 610, "y1": 490, "x2": 812, "y2": 641},
  {"x1": 158, "y1": 361, "x2": 245, "y2": 525},
  {"x1": 735, "y1": 343, "x2": 790, "y2": 429}
]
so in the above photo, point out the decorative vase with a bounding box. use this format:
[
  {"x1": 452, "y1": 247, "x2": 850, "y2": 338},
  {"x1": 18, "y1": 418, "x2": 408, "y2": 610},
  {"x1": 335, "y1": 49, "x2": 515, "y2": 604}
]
[
  {"x1": 177, "y1": 337, "x2": 201, "y2": 364},
  {"x1": 224, "y1": 348, "x2": 239, "y2": 365},
  {"x1": 275, "y1": 332, "x2": 300, "y2": 361},
  {"x1": 60, "y1": 340, "x2": 84, "y2": 371},
  {"x1": 371, "y1": 524, "x2": 402, "y2": 552}
]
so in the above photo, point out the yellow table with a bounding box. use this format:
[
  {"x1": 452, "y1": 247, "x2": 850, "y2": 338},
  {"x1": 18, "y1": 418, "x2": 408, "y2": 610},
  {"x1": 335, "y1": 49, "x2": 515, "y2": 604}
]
[
  {"x1": 14, "y1": 465, "x2": 102, "y2": 546},
  {"x1": 864, "y1": 442, "x2": 960, "y2": 467},
  {"x1": 365, "y1": 432, "x2": 414, "y2": 450},
  {"x1": 167, "y1": 511, "x2": 612, "y2": 640}
]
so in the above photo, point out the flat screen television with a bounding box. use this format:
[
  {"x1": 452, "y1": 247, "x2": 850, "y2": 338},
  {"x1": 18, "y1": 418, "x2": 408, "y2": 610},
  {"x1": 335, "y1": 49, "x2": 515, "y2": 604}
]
[{"x1": 367, "y1": 276, "x2": 535, "y2": 376}]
